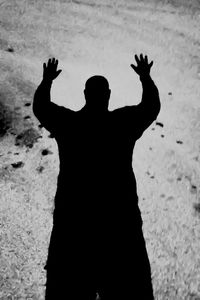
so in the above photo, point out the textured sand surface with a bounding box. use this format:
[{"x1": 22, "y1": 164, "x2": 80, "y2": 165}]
[{"x1": 0, "y1": 0, "x2": 200, "y2": 299}]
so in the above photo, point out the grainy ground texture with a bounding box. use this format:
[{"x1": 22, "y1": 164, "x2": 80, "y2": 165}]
[{"x1": 0, "y1": 0, "x2": 200, "y2": 299}]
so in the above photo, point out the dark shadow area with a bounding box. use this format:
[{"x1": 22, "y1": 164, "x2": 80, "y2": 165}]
[{"x1": 33, "y1": 56, "x2": 160, "y2": 300}]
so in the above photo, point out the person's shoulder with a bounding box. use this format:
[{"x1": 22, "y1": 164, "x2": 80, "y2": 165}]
[
  {"x1": 59, "y1": 105, "x2": 74, "y2": 112},
  {"x1": 59, "y1": 105, "x2": 75, "y2": 116},
  {"x1": 53, "y1": 106, "x2": 75, "y2": 127},
  {"x1": 111, "y1": 105, "x2": 137, "y2": 115}
]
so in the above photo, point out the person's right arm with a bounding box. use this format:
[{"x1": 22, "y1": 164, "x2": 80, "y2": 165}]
[
  {"x1": 32, "y1": 58, "x2": 71, "y2": 134},
  {"x1": 33, "y1": 78, "x2": 65, "y2": 133}
]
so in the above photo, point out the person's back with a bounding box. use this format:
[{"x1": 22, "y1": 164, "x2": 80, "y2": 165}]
[
  {"x1": 33, "y1": 54, "x2": 160, "y2": 300},
  {"x1": 53, "y1": 105, "x2": 141, "y2": 237}
]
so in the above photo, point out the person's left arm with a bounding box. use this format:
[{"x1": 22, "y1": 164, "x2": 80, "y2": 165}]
[
  {"x1": 123, "y1": 54, "x2": 161, "y2": 139},
  {"x1": 134, "y1": 73, "x2": 161, "y2": 137}
]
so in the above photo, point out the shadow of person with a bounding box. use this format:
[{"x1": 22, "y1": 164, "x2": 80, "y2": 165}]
[{"x1": 33, "y1": 56, "x2": 160, "y2": 300}]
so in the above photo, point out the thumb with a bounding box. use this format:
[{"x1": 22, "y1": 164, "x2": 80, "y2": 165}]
[
  {"x1": 55, "y1": 69, "x2": 62, "y2": 77},
  {"x1": 149, "y1": 61, "x2": 153, "y2": 68},
  {"x1": 130, "y1": 64, "x2": 138, "y2": 73}
]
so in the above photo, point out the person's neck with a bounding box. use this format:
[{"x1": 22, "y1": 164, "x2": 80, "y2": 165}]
[{"x1": 84, "y1": 105, "x2": 108, "y2": 113}]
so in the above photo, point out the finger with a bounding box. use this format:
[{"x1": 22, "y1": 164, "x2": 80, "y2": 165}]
[
  {"x1": 130, "y1": 64, "x2": 137, "y2": 72},
  {"x1": 55, "y1": 59, "x2": 58, "y2": 67},
  {"x1": 135, "y1": 54, "x2": 140, "y2": 65},
  {"x1": 140, "y1": 53, "x2": 144, "y2": 61},
  {"x1": 48, "y1": 58, "x2": 54, "y2": 65},
  {"x1": 57, "y1": 69, "x2": 62, "y2": 75},
  {"x1": 43, "y1": 63, "x2": 46, "y2": 70},
  {"x1": 144, "y1": 55, "x2": 148, "y2": 63},
  {"x1": 48, "y1": 58, "x2": 51, "y2": 66},
  {"x1": 54, "y1": 70, "x2": 62, "y2": 79},
  {"x1": 149, "y1": 61, "x2": 153, "y2": 68}
]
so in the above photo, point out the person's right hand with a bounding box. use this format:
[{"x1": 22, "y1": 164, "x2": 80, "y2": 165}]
[
  {"x1": 43, "y1": 58, "x2": 62, "y2": 82},
  {"x1": 130, "y1": 54, "x2": 153, "y2": 77}
]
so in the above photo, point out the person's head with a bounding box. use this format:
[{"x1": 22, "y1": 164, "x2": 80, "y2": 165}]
[{"x1": 84, "y1": 75, "x2": 111, "y2": 111}]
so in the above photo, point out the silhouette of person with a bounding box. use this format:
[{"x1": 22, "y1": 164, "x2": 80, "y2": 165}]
[{"x1": 33, "y1": 54, "x2": 160, "y2": 300}]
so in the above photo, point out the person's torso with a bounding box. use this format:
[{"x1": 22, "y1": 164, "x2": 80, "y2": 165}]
[
  {"x1": 55, "y1": 108, "x2": 136, "y2": 188},
  {"x1": 52, "y1": 107, "x2": 142, "y2": 229}
]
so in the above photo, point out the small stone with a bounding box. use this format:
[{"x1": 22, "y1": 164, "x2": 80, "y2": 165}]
[
  {"x1": 155, "y1": 121, "x2": 164, "y2": 127},
  {"x1": 36, "y1": 166, "x2": 44, "y2": 173},
  {"x1": 6, "y1": 47, "x2": 14, "y2": 52},
  {"x1": 11, "y1": 161, "x2": 24, "y2": 168},
  {"x1": 41, "y1": 149, "x2": 50, "y2": 156},
  {"x1": 190, "y1": 185, "x2": 197, "y2": 194}
]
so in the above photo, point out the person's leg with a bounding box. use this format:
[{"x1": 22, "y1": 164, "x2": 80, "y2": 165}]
[
  {"x1": 97, "y1": 227, "x2": 154, "y2": 300},
  {"x1": 45, "y1": 250, "x2": 97, "y2": 300},
  {"x1": 45, "y1": 220, "x2": 99, "y2": 300},
  {"x1": 45, "y1": 265, "x2": 97, "y2": 300}
]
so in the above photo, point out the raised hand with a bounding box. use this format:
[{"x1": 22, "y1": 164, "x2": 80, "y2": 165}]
[
  {"x1": 130, "y1": 54, "x2": 153, "y2": 77},
  {"x1": 43, "y1": 58, "x2": 62, "y2": 81}
]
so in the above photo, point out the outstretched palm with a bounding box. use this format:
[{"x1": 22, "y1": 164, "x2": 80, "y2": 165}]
[
  {"x1": 43, "y1": 57, "x2": 62, "y2": 81},
  {"x1": 131, "y1": 54, "x2": 153, "y2": 77}
]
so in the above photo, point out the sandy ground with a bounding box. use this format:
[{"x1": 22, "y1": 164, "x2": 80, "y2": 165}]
[{"x1": 0, "y1": 0, "x2": 200, "y2": 299}]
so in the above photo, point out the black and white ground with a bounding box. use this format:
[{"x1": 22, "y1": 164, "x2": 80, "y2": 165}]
[{"x1": 0, "y1": 0, "x2": 200, "y2": 299}]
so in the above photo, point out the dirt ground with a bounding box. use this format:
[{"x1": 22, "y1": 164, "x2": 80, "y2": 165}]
[{"x1": 0, "y1": 0, "x2": 200, "y2": 299}]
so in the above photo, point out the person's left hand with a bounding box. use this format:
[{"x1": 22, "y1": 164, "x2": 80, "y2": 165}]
[
  {"x1": 131, "y1": 54, "x2": 153, "y2": 77},
  {"x1": 43, "y1": 58, "x2": 62, "y2": 81}
]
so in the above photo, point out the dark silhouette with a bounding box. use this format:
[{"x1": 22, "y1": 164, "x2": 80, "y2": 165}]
[{"x1": 33, "y1": 54, "x2": 160, "y2": 300}]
